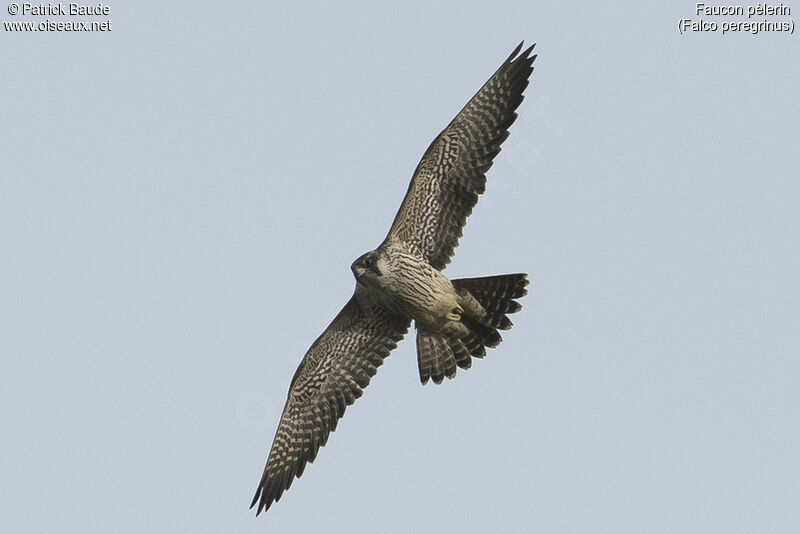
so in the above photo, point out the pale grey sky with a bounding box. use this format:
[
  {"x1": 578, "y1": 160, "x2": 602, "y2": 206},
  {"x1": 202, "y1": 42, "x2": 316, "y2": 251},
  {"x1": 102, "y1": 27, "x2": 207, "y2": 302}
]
[{"x1": 2, "y1": 1, "x2": 799, "y2": 532}]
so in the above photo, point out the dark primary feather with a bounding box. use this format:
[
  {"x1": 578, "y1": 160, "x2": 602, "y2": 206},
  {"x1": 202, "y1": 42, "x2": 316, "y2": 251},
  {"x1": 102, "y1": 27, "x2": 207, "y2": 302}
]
[
  {"x1": 384, "y1": 42, "x2": 537, "y2": 270},
  {"x1": 250, "y1": 294, "x2": 409, "y2": 515}
]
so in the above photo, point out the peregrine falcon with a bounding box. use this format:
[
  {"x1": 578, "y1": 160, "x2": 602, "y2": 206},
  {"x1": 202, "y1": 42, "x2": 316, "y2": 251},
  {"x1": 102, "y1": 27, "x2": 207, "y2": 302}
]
[{"x1": 251, "y1": 42, "x2": 537, "y2": 515}]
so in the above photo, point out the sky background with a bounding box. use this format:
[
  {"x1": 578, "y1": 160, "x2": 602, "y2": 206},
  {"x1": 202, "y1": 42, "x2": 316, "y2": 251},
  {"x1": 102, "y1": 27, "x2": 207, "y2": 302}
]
[{"x1": 2, "y1": 1, "x2": 799, "y2": 532}]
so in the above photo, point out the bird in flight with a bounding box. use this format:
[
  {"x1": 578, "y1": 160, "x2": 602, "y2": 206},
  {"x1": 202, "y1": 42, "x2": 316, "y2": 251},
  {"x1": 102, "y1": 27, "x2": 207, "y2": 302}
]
[{"x1": 251, "y1": 42, "x2": 537, "y2": 515}]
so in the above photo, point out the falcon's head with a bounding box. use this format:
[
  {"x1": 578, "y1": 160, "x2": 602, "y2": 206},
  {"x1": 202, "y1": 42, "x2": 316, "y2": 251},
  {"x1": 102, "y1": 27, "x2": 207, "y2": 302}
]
[{"x1": 351, "y1": 251, "x2": 382, "y2": 286}]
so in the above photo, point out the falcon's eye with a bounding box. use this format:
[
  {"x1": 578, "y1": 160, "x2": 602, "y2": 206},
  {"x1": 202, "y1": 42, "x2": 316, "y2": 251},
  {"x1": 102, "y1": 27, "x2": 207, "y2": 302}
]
[{"x1": 363, "y1": 256, "x2": 375, "y2": 267}]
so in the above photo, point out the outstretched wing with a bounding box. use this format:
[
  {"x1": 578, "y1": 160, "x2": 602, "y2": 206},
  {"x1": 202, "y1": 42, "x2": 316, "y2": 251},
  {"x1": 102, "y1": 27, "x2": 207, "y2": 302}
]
[
  {"x1": 250, "y1": 294, "x2": 410, "y2": 515},
  {"x1": 384, "y1": 42, "x2": 537, "y2": 270}
]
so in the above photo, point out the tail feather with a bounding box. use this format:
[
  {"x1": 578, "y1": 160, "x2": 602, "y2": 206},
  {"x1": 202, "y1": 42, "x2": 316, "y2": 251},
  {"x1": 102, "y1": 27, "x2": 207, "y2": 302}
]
[
  {"x1": 452, "y1": 273, "x2": 528, "y2": 328},
  {"x1": 416, "y1": 273, "x2": 528, "y2": 385},
  {"x1": 417, "y1": 333, "x2": 457, "y2": 384},
  {"x1": 461, "y1": 315, "x2": 502, "y2": 349},
  {"x1": 449, "y1": 337, "x2": 472, "y2": 369}
]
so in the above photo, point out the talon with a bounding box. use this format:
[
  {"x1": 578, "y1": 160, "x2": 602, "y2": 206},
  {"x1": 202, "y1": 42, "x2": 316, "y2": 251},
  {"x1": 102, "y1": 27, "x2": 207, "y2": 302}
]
[{"x1": 446, "y1": 306, "x2": 463, "y2": 321}]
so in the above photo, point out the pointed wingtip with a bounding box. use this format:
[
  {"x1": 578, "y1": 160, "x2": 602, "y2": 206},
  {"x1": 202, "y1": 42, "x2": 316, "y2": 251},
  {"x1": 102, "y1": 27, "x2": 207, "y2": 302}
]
[
  {"x1": 521, "y1": 44, "x2": 536, "y2": 61},
  {"x1": 506, "y1": 41, "x2": 524, "y2": 63},
  {"x1": 507, "y1": 41, "x2": 537, "y2": 65},
  {"x1": 253, "y1": 499, "x2": 268, "y2": 516},
  {"x1": 250, "y1": 487, "x2": 267, "y2": 516}
]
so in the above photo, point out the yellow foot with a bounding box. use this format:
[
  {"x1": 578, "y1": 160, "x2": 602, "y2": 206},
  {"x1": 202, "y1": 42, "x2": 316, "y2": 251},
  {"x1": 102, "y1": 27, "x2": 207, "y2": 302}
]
[{"x1": 446, "y1": 305, "x2": 463, "y2": 321}]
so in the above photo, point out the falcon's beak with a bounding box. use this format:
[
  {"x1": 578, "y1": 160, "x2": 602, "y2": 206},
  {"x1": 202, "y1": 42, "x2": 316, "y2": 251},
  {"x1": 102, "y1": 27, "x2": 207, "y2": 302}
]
[{"x1": 352, "y1": 263, "x2": 366, "y2": 280}]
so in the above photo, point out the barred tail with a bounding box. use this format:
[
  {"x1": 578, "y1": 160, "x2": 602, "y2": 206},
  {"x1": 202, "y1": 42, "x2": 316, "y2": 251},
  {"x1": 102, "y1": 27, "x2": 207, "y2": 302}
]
[{"x1": 416, "y1": 273, "x2": 528, "y2": 385}]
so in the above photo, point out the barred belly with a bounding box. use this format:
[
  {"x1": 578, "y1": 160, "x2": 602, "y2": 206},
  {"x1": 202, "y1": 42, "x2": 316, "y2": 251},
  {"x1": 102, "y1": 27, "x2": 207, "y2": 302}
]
[{"x1": 377, "y1": 246, "x2": 458, "y2": 327}]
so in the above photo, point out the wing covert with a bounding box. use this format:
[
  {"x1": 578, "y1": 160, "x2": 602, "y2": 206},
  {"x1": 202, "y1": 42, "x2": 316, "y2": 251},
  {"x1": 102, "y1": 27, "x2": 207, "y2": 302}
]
[{"x1": 384, "y1": 42, "x2": 537, "y2": 270}]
